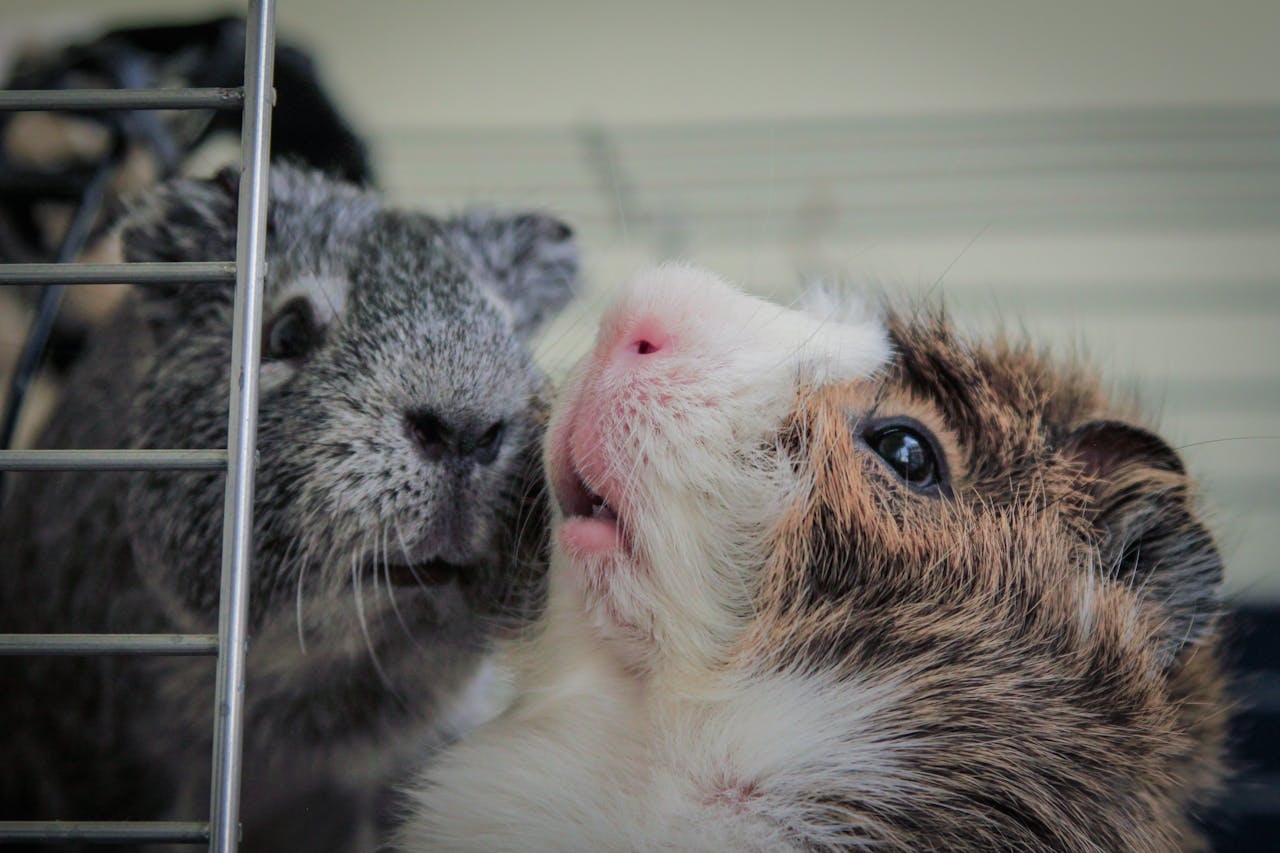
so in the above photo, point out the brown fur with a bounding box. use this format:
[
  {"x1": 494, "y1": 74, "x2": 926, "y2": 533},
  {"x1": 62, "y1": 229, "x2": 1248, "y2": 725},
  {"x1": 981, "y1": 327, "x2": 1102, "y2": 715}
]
[{"x1": 738, "y1": 309, "x2": 1227, "y2": 851}]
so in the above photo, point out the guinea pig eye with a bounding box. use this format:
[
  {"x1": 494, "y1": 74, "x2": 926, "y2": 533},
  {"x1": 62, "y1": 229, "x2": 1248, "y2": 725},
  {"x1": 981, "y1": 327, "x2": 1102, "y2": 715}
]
[
  {"x1": 264, "y1": 298, "x2": 320, "y2": 361},
  {"x1": 861, "y1": 418, "x2": 948, "y2": 495}
]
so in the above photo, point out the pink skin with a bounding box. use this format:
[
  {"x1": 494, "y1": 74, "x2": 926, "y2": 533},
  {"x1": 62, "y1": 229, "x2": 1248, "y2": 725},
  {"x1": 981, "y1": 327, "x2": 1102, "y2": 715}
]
[{"x1": 550, "y1": 314, "x2": 673, "y2": 561}]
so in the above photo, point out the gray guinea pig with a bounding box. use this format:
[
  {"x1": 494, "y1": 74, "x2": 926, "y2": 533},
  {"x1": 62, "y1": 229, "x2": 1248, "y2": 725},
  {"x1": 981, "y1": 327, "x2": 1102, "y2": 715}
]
[{"x1": 0, "y1": 164, "x2": 577, "y2": 852}]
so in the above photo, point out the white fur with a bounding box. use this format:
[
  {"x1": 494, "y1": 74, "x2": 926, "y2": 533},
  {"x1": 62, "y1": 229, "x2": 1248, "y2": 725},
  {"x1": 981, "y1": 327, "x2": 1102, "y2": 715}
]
[
  {"x1": 396, "y1": 264, "x2": 898, "y2": 850},
  {"x1": 547, "y1": 263, "x2": 890, "y2": 671},
  {"x1": 397, "y1": 596, "x2": 925, "y2": 851}
]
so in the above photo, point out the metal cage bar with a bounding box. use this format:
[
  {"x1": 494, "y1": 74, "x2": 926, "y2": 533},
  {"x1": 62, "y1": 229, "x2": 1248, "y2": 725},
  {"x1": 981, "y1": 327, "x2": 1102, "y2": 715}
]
[
  {"x1": 0, "y1": 449, "x2": 227, "y2": 471},
  {"x1": 0, "y1": 1, "x2": 274, "y2": 849},
  {"x1": 207, "y1": 2, "x2": 274, "y2": 850},
  {"x1": 0, "y1": 822, "x2": 209, "y2": 844},
  {"x1": 0, "y1": 634, "x2": 218, "y2": 656},
  {"x1": 0, "y1": 88, "x2": 243, "y2": 112},
  {"x1": 0, "y1": 262, "x2": 236, "y2": 286}
]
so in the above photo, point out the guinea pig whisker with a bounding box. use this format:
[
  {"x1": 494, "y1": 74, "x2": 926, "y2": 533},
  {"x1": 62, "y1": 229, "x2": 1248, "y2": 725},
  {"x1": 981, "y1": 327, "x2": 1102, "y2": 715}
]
[
  {"x1": 531, "y1": 303, "x2": 599, "y2": 368},
  {"x1": 1175, "y1": 435, "x2": 1280, "y2": 450},
  {"x1": 390, "y1": 515, "x2": 422, "y2": 590},
  {"x1": 511, "y1": 487, "x2": 548, "y2": 568},
  {"x1": 314, "y1": 273, "x2": 341, "y2": 318},
  {"x1": 930, "y1": 223, "x2": 991, "y2": 295},
  {"x1": 381, "y1": 524, "x2": 415, "y2": 640},
  {"x1": 753, "y1": 296, "x2": 845, "y2": 380},
  {"x1": 350, "y1": 536, "x2": 395, "y2": 694},
  {"x1": 385, "y1": 519, "x2": 436, "y2": 655},
  {"x1": 604, "y1": 396, "x2": 652, "y2": 482},
  {"x1": 370, "y1": 528, "x2": 385, "y2": 611},
  {"x1": 279, "y1": 536, "x2": 307, "y2": 655}
]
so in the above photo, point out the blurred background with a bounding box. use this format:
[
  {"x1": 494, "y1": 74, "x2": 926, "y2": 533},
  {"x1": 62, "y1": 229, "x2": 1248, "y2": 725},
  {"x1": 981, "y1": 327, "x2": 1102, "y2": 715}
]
[{"x1": 2, "y1": 0, "x2": 1277, "y2": 847}]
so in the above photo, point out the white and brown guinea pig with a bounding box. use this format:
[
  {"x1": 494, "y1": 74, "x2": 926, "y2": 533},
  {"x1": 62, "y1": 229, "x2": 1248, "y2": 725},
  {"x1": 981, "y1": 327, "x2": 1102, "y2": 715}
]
[{"x1": 395, "y1": 263, "x2": 1228, "y2": 851}]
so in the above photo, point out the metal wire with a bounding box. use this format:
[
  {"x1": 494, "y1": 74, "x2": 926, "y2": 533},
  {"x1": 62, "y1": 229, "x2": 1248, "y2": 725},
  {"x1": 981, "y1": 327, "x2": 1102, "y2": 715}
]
[
  {"x1": 0, "y1": 88, "x2": 243, "y2": 111},
  {"x1": 0, "y1": 822, "x2": 209, "y2": 844},
  {"x1": 0, "y1": 449, "x2": 227, "y2": 471},
  {"x1": 0, "y1": 2, "x2": 274, "y2": 849},
  {"x1": 207, "y1": 2, "x2": 274, "y2": 850},
  {"x1": 0, "y1": 634, "x2": 218, "y2": 656},
  {"x1": 0, "y1": 262, "x2": 237, "y2": 285},
  {"x1": 0, "y1": 153, "x2": 116, "y2": 496}
]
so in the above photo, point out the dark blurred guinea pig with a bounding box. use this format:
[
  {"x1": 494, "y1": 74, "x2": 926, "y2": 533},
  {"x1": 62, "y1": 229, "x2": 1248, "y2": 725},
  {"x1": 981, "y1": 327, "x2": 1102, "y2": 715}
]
[{"x1": 0, "y1": 164, "x2": 577, "y2": 851}]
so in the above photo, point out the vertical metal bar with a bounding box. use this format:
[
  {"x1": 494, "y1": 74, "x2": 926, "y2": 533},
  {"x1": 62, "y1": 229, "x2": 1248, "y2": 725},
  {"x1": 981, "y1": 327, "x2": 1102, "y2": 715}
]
[{"x1": 208, "y1": 2, "x2": 274, "y2": 851}]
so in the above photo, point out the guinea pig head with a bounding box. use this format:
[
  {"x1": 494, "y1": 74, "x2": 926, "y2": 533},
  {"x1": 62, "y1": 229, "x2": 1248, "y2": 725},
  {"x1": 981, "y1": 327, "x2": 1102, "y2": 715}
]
[
  {"x1": 547, "y1": 263, "x2": 891, "y2": 670},
  {"x1": 549, "y1": 264, "x2": 1226, "y2": 845},
  {"x1": 117, "y1": 167, "x2": 575, "y2": 680}
]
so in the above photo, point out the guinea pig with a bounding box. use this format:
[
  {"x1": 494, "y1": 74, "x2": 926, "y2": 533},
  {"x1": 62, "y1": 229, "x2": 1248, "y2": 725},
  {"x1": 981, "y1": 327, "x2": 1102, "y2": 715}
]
[
  {"x1": 395, "y1": 263, "x2": 1228, "y2": 851},
  {"x1": 0, "y1": 165, "x2": 576, "y2": 851}
]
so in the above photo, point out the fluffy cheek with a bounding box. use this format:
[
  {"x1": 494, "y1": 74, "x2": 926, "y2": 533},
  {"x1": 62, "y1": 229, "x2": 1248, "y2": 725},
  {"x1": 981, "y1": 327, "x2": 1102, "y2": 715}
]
[
  {"x1": 554, "y1": 457, "x2": 797, "y2": 671},
  {"x1": 561, "y1": 545, "x2": 657, "y2": 656}
]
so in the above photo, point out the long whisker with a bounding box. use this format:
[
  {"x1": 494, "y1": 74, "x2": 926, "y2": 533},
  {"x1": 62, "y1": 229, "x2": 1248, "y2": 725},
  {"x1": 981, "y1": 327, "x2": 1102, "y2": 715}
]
[
  {"x1": 351, "y1": 533, "x2": 395, "y2": 692},
  {"x1": 284, "y1": 536, "x2": 307, "y2": 655},
  {"x1": 383, "y1": 522, "x2": 422, "y2": 645}
]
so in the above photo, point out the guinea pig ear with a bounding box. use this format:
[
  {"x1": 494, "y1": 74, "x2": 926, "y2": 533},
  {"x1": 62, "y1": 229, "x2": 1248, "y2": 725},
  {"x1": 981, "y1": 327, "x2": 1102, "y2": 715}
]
[
  {"x1": 1065, "y1": 420, "x2": 1222, "y2": 665},
  {"x1": 118, "y1": 168, "x2": 241, "y2": 329},
  {"x1": 443, "y1": 211, "x2": 578, "y2": 339}
]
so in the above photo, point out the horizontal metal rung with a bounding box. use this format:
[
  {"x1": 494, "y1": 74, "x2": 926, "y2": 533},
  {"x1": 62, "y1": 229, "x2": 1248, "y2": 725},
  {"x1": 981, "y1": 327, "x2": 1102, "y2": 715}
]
[
  {"x1": 0, "y1": 821, "x2": 209, "y2": 844},
  {"x1": 0, "y1": 634, "x2": 218, "y2": 656},
  {"x1": 0, "y1": 87, "x2": 243, "y2": 112},
  {"x1": 0, "y1": 450, "x2": 227, "y2": 471},
  {"x1": 0, "y1": 262, "x2": 236, "y2": 286}
]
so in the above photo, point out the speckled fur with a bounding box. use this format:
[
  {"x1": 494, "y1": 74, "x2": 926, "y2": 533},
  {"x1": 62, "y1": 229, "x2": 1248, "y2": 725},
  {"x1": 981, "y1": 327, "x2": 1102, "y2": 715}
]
[
  {"x1": 0, "y1": 166, "x2": 576, "y2": 851},
  {"x1": 397, "y1": 265, "x2": 1227, "y2": 851}
]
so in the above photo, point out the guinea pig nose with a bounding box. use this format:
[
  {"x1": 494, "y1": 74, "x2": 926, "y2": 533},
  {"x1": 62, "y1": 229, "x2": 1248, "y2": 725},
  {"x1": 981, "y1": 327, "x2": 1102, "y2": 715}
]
[
  {"x1": 406, "y1": 409, "x2": 505, "y2": 465},
  {"x1": 617, "y1": 317, "x2": 672, "y2": 359}
]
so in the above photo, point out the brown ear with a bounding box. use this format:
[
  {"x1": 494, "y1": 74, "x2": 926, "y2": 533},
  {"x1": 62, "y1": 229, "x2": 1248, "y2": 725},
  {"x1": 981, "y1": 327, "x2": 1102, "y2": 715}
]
[{"x1": 1065, "y1": 421, "x2": 1222, "y2": 665}]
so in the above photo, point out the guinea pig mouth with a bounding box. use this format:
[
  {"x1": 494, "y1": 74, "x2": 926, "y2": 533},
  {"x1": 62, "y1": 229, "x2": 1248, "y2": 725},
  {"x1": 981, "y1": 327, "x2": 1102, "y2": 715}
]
[
  {"x1": 559, "y1": 471, "x2": 619, "y2": 524},
  {"x1": 382, "y1": 558, "x2": 469, "y2": 588},
  {"x1": 554, "y1": 467, "x2": 629, "y2": 560}
]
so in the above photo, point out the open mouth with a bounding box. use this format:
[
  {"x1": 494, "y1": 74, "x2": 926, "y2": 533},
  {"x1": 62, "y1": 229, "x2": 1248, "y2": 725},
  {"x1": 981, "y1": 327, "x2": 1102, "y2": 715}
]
[
  {"x1": 556, "y1": 465, "x2": 625, "y2": 558},
  {"x1": 383, "y1": 558, "x2": 470, "y2": 588},
  {"x1": 559, "y1": 470, "x2": 619, "y2": 524}
]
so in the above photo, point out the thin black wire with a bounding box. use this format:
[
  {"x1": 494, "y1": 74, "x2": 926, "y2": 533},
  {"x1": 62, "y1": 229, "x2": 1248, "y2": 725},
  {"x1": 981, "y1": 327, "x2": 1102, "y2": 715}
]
[
  {"x1": 0, "y1": 26, "x2": 201, "y2": 503},
  {"x1": 0, "y1": 153, "x2": 118, "y2": 501}
]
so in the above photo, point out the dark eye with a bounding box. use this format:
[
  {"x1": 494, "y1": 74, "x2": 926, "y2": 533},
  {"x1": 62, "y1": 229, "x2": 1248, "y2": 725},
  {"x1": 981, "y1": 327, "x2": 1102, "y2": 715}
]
[
  {"x1": 264, "y1": 298, "x2": 320, "y2": 361},
  {"x1": 863, "y1": 420, "x2": 947, "y2": 494}
]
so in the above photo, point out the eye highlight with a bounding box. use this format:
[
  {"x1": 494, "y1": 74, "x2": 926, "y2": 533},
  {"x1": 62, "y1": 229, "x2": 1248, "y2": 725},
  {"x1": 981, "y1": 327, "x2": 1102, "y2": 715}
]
[
  {"x1": 264, "y1": 298, "x2": 321, "y2": 361},
  {"x1": 860, "y1": 418, "x2": 948, "y2": 495}
]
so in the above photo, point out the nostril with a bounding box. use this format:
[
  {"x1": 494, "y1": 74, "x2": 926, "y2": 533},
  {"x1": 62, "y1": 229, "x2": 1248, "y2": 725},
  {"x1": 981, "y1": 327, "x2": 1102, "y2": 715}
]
[
  {"x1": 407, "y1": 409, "x2": 505, "y2": 465},
  {"x1": 472, "y1": 420, "x2": 506, "y2": 466},
  {"x1": 623, "y1": 318, "x2": 671, "y2": 358},
  {"x1": 406, "y1": 410, "x2": 452, "y2": 462}
]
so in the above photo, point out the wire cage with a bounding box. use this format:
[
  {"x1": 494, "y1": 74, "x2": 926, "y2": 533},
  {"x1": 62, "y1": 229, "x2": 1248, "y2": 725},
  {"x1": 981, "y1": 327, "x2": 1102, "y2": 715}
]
[
  {"x1": 0, "y1": 1, "x2": 1275, "y2": 849},
  {"x1": 0, "y1": 0, "x2": 275, "y2": 849}
]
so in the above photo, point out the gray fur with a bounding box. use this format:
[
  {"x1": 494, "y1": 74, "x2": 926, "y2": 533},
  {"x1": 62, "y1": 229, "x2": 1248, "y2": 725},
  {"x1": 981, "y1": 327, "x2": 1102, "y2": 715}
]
[{"x1": 0, "y1": 165, "x2": 576, "y2": 851}]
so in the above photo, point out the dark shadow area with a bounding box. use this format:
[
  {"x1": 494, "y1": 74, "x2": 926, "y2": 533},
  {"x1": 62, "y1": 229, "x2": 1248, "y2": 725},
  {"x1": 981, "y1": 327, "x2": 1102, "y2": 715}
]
[{"x1": 1205, "y1": 605, "x2": 1280, "y2": 851}]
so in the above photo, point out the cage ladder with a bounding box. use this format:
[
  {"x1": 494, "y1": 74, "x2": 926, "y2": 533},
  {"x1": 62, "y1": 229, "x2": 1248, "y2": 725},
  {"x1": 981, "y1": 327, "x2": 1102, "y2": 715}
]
[{"x1": 0, "y1": 0, "x2": 275, "y2": 849}]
